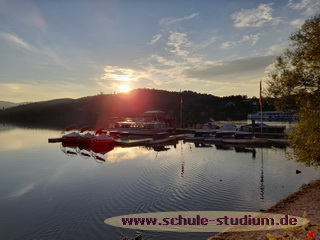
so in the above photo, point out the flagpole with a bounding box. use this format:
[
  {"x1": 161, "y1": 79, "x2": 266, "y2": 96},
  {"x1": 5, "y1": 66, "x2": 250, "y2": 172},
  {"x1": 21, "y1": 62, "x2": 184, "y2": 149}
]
[
  {"x1": 260, "y1": 80, "x2": 263, "y2": 134},
  {"x1": 180, "y1": 89, "x2": 182, "y2": 128}
]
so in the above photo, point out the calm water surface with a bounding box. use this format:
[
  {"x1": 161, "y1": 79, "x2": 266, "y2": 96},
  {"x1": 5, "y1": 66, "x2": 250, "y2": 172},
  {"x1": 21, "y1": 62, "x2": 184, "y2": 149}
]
[{"x1": 0, "y1": 126, "x2": 319, "y2": 240}]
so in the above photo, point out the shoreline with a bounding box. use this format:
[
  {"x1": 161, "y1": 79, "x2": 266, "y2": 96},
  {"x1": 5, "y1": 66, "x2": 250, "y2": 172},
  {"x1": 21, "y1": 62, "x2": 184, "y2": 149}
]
[{"x1": 209, "y1": 179, "x2": 320, "y2": 240}]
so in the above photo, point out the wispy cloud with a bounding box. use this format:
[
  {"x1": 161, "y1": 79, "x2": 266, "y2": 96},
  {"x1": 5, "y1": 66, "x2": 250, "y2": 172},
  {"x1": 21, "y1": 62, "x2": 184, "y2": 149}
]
[
  {"x1": 166, "y1": 31, "x2": 192, "y2": 57},
  {"x1": 231, "y1": 4, "x2": 281, "y2": 28},
  {"x1": 159, "y1": 13, "x2": 199, "y2": 26},
  {"x1": 0, "y1": 31, "x2": 69, "y2": 68},
  {"x1": 96, "y1": 65, "x2": 157, "y2": 91},
  {"x1": 183, "y1": 56, "x2": 276, "y2": 81},
  {"x1": 267, "y1": 42, "x2": 289, "y2": 55},
  {"x1": 149, "y1": 34, "x2": 162, "y2": 45},
  {"x1": 288, "y1": 0, "x2": 320, "y2": 16},
  {"x1": 0, "y1": 32, "x2": 34, "y2": 51},
  {"x1": 220, "y1": 41, "x2": 237, "y2": 49},
  {"x1": 220, "y1": 33, "x2": 262, "y2": 49},
  {"x1": 289, "y1": 18, "x2": 305, "y2": 26},
  {"x1": 149, "y1": 54, "x2": 179, "y2": 66}
]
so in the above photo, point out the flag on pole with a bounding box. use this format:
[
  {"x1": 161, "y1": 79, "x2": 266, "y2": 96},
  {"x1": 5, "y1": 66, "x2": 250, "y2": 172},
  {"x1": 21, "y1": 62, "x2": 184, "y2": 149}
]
[
  {"x1": 180, "y1": 90, "x2": 183, "y2": 105},
  {"x1": 259, "y1": 80, "x2": 263, "y2": 106}
]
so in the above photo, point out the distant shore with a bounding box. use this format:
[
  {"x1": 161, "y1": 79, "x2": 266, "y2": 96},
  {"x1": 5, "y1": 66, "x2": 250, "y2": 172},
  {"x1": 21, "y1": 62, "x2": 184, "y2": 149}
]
[{"x1": 209, "y1": 179, "x2": 320, "y2": 240}]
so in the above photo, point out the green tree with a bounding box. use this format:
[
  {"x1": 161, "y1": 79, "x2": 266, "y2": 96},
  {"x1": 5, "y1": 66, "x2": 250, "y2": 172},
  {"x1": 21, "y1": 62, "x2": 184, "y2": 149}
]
[{"x1": 267, "y1": 15, "x2": 320, "y2": 166}]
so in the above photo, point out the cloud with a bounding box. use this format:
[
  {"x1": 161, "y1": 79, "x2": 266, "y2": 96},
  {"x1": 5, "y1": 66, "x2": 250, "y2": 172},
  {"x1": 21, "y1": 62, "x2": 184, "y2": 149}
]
[
  {"x1": 231, "y1": 4, "x2": 281, "y2": 28},
  {"x1": 149, "y1": 54, "x2": 179, "y2": 66},
  {"x1": 0, "y1": 32, "x2": 68, "y2": 68},
  {"x1": 183, "y1": 56, "x2": 277, "y2": 81},
  {"x1": 242, "y1": 34, "x2": 262, "y2": 45},
  {"x1": 220, "y1": 41, "x2": 237, "y2": 49},
  {"x1": 166, "y1": 31, "x2": 192, "y2": 57},
  {"x1": 288, "y1": 0, "x2": 320, "y2": 16},
  {"x1": 96, "y1": 65, "x2": 158, "y2": 91},
  {"x1": 159, "y1": 13, "x2": 199, "y2": 26},
  {"x1": 267, "y1": 42, "x2": 289, "y2": 55},
  {"x1": 289, "y1": 18, "x2": 305, "y2": 26},
  {"x1": 220, "y1": 34, "x2": 262, "y2": 49},
  {"x1": 264, "y1": 62, "x2": 276, "y2": 74},
  {"x1": 0, "y1": 32, "x2": 34, "y2": 51},
  {"x1": 149, "y1": 34, "x2": 162, "y2": 45},
  {"x1": 101, "y1": 66, "x2": 143, "y2": 82},
  {"x1": 196, "y1": 37, "x2": 217, "y2": 48}
]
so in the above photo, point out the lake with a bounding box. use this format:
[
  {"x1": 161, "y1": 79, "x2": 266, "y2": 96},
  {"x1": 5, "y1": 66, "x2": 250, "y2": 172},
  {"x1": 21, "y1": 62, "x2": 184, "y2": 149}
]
[{"x1": 0, "y1": 126, "x2": 319, "y2": 240}]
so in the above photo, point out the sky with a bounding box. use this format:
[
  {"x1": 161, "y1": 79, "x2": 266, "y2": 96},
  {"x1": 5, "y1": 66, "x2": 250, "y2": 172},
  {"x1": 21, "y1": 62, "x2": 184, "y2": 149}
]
[{"x1": 0, "y1": 0, "x2": 319, "y2": 102}]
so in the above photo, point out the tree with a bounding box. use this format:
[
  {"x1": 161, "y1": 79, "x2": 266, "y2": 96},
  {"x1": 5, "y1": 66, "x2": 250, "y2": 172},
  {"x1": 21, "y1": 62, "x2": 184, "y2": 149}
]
[{"x1": 267, "y1": 15, "x2": 320, "y2": 166}]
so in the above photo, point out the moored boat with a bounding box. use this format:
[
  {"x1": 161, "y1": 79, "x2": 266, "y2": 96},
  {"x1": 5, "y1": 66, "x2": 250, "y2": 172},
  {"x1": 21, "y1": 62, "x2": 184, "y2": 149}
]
[
  {"x1": 61, "y1": 131, "x2": 80, "y2": 142},
  {"x1": 247, "y1": 111, "x2": 296, "y2": 121},
  {"x1": 111, "y1": 110, "x2": 168, "y2": 137},
  {"x1": 204, "y1": 131, "x2": 235, "y2": 143}
]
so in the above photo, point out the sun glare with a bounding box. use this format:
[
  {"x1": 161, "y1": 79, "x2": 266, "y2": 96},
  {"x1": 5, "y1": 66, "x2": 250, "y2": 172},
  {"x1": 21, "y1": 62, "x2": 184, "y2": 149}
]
[{"x1": 117, "y1": 84, "x2": 131, "y2": 93}]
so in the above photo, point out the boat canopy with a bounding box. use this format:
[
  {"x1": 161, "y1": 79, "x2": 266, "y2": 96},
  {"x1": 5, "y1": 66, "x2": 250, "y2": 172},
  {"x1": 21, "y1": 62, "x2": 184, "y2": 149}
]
[{"x1": 220, "y1": 123, "x2": 237, "y2": 131}]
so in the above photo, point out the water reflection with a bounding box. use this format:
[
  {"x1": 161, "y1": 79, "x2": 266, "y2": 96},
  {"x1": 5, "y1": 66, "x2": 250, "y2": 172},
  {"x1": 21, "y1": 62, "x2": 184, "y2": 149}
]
[
  {"x1": 1, "y1": 127, "x2": 319, "y2": 240},
  {"x1": 60, "y1": 141, "x2": 115, "y2": 163},
  {"x1": 261, "y1": 150, "x2": 265, "y2": 200}
]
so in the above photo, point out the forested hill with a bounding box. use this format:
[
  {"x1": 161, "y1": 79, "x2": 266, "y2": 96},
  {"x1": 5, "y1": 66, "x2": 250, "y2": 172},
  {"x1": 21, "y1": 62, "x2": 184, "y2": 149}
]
[
  {"x1": 0, "y1": 101, "x2": 28, "y2": 109},
  {"x1": 0, "y1": 89, "x2": 267, "y2": 128}
]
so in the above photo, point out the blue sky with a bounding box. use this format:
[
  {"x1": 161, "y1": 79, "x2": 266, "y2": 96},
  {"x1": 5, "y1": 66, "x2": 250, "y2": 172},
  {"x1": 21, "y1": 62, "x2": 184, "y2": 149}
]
[{"x1": 0, "y1": 0, "x2": 319, "y2": 102}]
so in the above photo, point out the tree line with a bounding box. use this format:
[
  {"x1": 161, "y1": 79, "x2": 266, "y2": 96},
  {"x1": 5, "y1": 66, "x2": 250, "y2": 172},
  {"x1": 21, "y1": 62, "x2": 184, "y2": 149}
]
[{"x1": 0, "y1": 89, "x2": 264, "y2": 129}]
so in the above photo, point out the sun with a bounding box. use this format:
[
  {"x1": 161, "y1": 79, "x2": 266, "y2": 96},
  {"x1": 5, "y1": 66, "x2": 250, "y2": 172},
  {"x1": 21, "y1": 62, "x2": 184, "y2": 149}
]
[{"x1": 117, "y1": 84, "x2": 131, "y2": 93}]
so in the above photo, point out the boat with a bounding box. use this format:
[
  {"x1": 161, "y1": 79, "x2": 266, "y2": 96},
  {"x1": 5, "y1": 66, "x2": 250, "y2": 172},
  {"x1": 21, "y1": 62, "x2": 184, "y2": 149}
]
[
  {"x1": 111, "y1": 110, "x2": 168, "y2": 137},
  {"x1": 61, "y1": 131, "x2": 80, "y2": 142},
  {"x1": 239, "y1": 123, "x2": 286, "y2": 134},
  {"x1": 222, "y1": 133, "x2": 268, "y2": 144},
  {"x1": 204, "y1": 131, "x2": 235, "y2": 143},
  {"x1": 247, "y1": 111, "x2": 296, "y2": 121}
]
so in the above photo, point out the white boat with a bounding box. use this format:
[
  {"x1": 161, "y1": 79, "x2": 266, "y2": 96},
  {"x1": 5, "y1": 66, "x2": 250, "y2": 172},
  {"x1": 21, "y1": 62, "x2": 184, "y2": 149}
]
[{"x1": 112, "y1": 110, "x2": 168, "y2": 136}]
